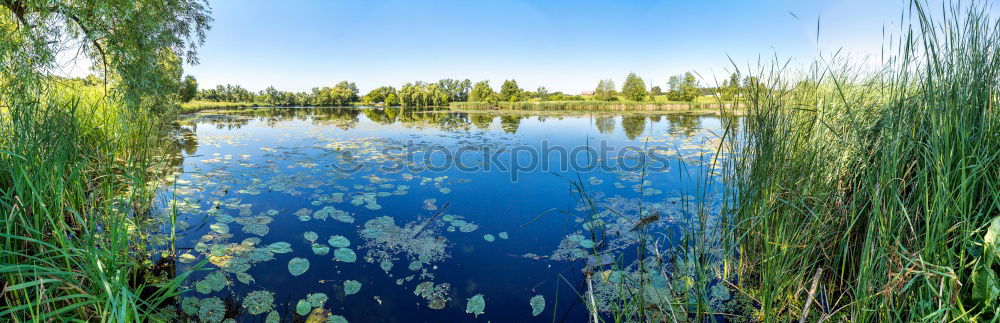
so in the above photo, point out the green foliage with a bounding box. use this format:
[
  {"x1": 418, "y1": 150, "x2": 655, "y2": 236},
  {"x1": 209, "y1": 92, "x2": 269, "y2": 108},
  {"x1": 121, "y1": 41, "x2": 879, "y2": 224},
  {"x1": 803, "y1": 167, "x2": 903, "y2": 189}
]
[
  {"x1": 180, "y1": 75, "x2": 198, "y2": 102},
  {"x1": 468, "y1": 80, "x2": 496, "y2": 102},
  {"x1": 594, "y1": 79, "x2": 618, "y2": 101},
  {"x1": 621, "y1": 72, "x2": 648, "y2": 101},
  {"x1": 398, "y1": 81, "x2": 450, "y2": 107},
  {"x1": 725, "y1": 2, "x2": 1000, "y2": 320},
  {"x1": 499, "y1": 79, "x2": 524, "y2": 102},
  {"x1": 666, "y1": 72, "x2": 699, "y2": 101},
  {"x1": 650, "y1": 85, "x2": 663, "y2": 96},
  {"x1": 0, "y1": 0, "x2": 211, "y2": 320},
  {"x1": 363, "y1": 86, "x2": 398, "y2": 105}
]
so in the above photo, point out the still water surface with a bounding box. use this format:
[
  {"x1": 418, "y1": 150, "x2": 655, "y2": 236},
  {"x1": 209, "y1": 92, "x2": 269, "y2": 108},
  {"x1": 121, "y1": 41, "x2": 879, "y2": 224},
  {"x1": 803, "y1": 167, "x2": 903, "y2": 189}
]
[{"x1": 162, "y1": 107, "x2": 730, "y2": 322}]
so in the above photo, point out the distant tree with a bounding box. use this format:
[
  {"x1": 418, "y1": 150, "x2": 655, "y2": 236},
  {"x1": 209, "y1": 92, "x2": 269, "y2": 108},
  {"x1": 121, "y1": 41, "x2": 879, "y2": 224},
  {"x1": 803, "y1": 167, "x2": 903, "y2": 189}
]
[
  {"x1": 363, "y1": 86, "x2": 398, "y2": 105},
  {"x1": 720, "y1": 72, "x2": 740, "y2": 100},
  {"x1": 536, "y1": 86, "x2": 549, "y2": 99},
  {"x1": 680, "y1": 72, "x2": 699, "y2": 101},
  {"x1": 621, "y1": 73, "x2": 648, "y2": 101},
  {"x1": 179, "y1": 75, "x2": 198, "y2": 102},
  {"x1": 650, "y1": 85, "x2": 663, "y2": 97},
  {"x1": 665, "y1": 72, "x2": 699, "y2": 102},
  {"x1": 469, "y1": 81, "x2": 496, "y2": 102},
  {"x1": 384, "y1": 93, "x2": 399, "y2": 106},
  {"x1": 499, "y1": 79, "x2": 523, "y2": 102},
  {"x1": 594, "y1": 79, "x2": 618, "y2": 101}
]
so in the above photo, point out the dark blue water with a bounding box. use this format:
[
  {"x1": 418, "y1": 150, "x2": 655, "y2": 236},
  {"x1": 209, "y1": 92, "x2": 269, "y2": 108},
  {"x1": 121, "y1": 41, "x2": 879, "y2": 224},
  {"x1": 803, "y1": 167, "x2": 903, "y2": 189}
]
[{"x1": 161, "y1": 107, "x2": 732, "y2": 322}]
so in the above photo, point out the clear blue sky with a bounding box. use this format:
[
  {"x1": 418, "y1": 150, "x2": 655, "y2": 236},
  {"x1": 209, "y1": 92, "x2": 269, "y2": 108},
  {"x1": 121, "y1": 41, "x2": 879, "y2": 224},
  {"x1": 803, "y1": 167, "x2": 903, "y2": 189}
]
[{"x1": 184, "y1": 0, "x2": 926, "y2": 94}]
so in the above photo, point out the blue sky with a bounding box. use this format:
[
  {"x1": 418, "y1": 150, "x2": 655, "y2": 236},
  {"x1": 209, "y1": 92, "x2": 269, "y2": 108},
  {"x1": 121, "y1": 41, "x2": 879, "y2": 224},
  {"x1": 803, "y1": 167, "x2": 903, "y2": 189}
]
[{"x1": 183, "y1": 0, "x2": 922, "y2": 94}]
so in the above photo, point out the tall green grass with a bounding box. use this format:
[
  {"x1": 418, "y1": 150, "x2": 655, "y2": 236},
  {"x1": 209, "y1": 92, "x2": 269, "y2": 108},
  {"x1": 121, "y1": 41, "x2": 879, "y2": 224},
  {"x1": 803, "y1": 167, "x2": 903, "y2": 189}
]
[
  {"x1": 725, "y1": 1, "x2": 999, "y2": 321},
  {"x1": 0, "y1": 79, "x2": 190, "y2": 321}
]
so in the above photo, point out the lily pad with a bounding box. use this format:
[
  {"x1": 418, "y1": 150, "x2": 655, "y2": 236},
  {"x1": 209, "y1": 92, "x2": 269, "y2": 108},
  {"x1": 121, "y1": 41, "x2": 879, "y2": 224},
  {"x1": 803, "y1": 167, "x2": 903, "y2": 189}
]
[
  {"x1": 579, "y1": 239, "x2": 595, "y2": 249},
  {"x1": 242, "y1": 290, "x2": 275, "y2": 315},
  {"x1": 483, "y1": 234, "x2": 495, "y2": 242},
  {"x1": 498, "y1": 232, "x2": 509, "y2": 239},
  {"x1": 334, "y1": 248, "x2": 357, "y2": 263},
  {"x1": 198, "y1": 297, "x2": 225, "y2": 323},
  {"x1": 307, "y1": 292, "x2": 328, "y2": 307},
  {"x1": 530, "y1": 294, "x2": 545, "y2": 316},
  {"x1": 288, "y1": 257, "x2": 310, "y2": 276},
  {"x1": 304, "y1": 231, "x2": 318, "y2": 242},
  {"x1": 312, "y1": 243, "x2": 330, "y2": 255},
  {"x1": 344, "y1": 280, "x2": 362, "y2": 295},
  {"x1": 268, "y1": 242, "x2": 292, "y2": 253},
  {"x1": 295, "y1": 299, "x2": 312, "y2": 316},
  {"x1": 210, "y1": 223, "x2": 230, "y2": 234},
  {"x1": 327, "y1": 235, "x2": 351, "y2": 248},
  {"x1": 466, "y1": 294, "x2": 485, "y2": 317}
]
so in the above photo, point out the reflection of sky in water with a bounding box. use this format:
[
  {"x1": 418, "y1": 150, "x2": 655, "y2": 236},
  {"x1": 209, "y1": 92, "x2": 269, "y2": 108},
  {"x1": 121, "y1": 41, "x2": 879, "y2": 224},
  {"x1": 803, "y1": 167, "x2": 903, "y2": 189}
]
[{"x1": 161, "y1": 108, "x2": 733, "y2": 322}]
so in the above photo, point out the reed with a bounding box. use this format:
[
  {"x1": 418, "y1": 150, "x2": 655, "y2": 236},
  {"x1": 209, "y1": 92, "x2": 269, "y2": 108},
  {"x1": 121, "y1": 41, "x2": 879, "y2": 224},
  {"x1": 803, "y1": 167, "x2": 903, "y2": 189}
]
[{"x1": 724, "y1": 0, "x2": 999, "y2": 320}]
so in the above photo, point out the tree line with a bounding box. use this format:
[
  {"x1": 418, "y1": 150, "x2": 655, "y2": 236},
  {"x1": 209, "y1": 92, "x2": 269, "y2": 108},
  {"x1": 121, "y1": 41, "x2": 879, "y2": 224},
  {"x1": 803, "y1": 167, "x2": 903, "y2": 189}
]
[{"x1": 185, "y1": 72, "x2": 754, "y2": 107}]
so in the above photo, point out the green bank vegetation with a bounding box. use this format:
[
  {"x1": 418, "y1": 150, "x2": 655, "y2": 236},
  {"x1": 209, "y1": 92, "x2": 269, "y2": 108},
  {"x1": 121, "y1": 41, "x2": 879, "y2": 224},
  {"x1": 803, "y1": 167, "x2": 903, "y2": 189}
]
[
  {"x1": 576, "y1": 1, "x2": 1000, "y2": 322},
  {"x1": 182, "y1": 72, "x2": 743, "y2": 111},
  {"x1": 723, "y1": 2, "x2": 1000, "y2": 320},
  {"x1": 0, "y1": 0, "x2": 211, "y2": 320}
]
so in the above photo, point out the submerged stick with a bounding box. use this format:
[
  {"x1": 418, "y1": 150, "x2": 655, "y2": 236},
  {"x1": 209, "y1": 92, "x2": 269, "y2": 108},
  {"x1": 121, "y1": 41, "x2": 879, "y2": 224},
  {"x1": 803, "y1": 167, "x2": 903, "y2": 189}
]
[
  {"x1": 799, "y1": 268, "x2": 823, "y2": 323},
  {"x1": 586, "y1": 274, "x2": 599, "y2": 323},
  {"x1": 412, "y1": 201, "x2": 450, "y2": 238}
]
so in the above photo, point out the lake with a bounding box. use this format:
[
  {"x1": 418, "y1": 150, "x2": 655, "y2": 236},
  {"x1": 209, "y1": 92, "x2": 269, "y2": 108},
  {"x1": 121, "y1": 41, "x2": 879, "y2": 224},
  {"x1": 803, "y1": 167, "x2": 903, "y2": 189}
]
[{"x1": 160, "y1": 107, "x2": 733, "y2": 322}]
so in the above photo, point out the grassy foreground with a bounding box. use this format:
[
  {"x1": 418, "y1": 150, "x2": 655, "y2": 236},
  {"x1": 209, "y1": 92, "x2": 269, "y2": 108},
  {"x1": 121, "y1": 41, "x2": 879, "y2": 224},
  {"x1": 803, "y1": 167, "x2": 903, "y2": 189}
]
[
  {"x1": 721, "y1": 1, "x2": 999, "y2": 321},
  {"x1": 0, "y1": 79, "x2": 190, "y2": 320}
]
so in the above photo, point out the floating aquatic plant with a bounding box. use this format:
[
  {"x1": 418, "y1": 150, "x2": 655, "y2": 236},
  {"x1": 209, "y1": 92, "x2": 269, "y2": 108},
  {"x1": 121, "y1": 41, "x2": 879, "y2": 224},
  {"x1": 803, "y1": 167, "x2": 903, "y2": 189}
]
[
  {"x1": 210, "y1": 223, "x2": 230, "y2": 234},
  {"x1": 334, "y1": 248, "x2": 357, "y2": 262},
  {"x1": 529, "y1": 295, "x2": 545, "y2": 316},
  {"x1": 242, "y1": 290, "x2": 276, "y2": 315},
  {"x1": 195, "y1": 270, "x2": 228, "y2": 294},
  {"x1": 288, "y1": 257, "x2": 310, "y2": 276},
  {"x1": 307, "y1": 292, "x2": 329, "y2": 307},
  {"x1": 498, "y1": 232, "x2": 509, "y2": 240},
  {"x1": 483, "y1": 234, "x2": 495, "y2": 242},
  {"x1": 414, "y1": 281, "x2": 451, "y2": 310},
  {"x1": 181, "y1": 297, "x2": 200, "y2": 315},
  {"x1": 268, "y1": 242, "x2": 292, "y2": 253},
  {"x1": 327, "y1": 235, "x2": 351, "y2": 248},
  {"x1": 466, "y1": 294, "x2": 485, "y2": 317},
  {"x1": 360, "y1": 216, "x2": 449, "y2": 272},
  {"x1": 266, "y1": 311, "x2": 280, "y2": 323},
  {"x1": 296, "y1": 299, "x2": 312, "y2": 316},
  {"x1": 344, "y1": 280, "x2": 361, "y2": 295},
  {"x1": 304, "y1": 231, "x2": 318, "y2": 242},
  {"x1": 198, "y1": 297, "x2": 226, "y2": 323},
  {"x1": 312, "y1": 243, "x2": 330, "y2": 255}
]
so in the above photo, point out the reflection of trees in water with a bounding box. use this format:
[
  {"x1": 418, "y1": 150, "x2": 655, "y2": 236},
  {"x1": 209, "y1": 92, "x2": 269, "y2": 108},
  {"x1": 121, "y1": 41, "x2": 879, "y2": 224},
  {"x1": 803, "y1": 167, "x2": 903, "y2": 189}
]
[
  {"x1": 621, "y1": 115, "x2": 646, "y2": 140},
  {"x1": 500, "y1": 115, "x2": 523, "y2": 134},
  {"x1": 719, "y1": 113, "x2": 740, "y2": 134},
  {"x1": 470, "y1": 114, "x2": 495, "y2": 130},
  {"x1": 364, "y1": 108, "x2": 395, "y2": 124},
  {"x1": 595, "y1": 116, "x2": 616, "y2": 134},
  {"x1": 311, "y1": 108, "x2": 361, "y2": 130},
  {"x1": 666, "y1": 114, "x2": 701, "y2": 136}
]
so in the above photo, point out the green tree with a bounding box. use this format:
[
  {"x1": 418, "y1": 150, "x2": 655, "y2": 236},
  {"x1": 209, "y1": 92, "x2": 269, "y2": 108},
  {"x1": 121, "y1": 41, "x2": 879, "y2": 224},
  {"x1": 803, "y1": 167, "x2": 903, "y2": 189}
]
[
  {"x1": 469, "y1": 81, "x2": 496, "y2": 102},
  {"x1": 594, "y1": 79, "x2": 618, "y2": 101},
  {"x1": 536, "y1": 86, "x2": 549, "y2": 99},
  {"x1": 621, "y1": 73, "x2": 648, "y2": 101},
  {"x1": 384, "y1": 93, "x2": 399, "y2": 106},
  {"x1": 499, "y1": 79, "x2": 523, "y2": 102},
  {"x1": 650, "y1": 85, "x2": 663, "y2": 97},
  {"x1": 179, "y1": 75, "x2": 198, "y2": 102},
  {"x1": 363, "y1": 86, "x2": 397, "y2": 105}
]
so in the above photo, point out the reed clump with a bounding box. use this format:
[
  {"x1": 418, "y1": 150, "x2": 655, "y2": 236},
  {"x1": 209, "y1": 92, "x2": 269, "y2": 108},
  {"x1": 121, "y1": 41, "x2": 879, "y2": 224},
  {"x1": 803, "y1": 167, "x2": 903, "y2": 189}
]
[{"x1": 725, "y1": 1, "x2": 1000, "y2": 321}]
